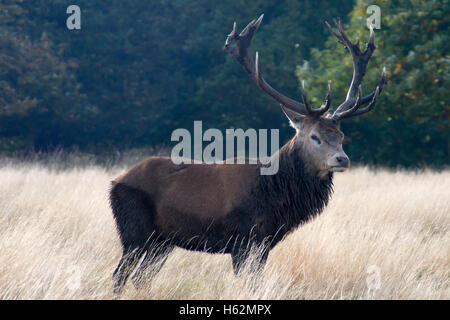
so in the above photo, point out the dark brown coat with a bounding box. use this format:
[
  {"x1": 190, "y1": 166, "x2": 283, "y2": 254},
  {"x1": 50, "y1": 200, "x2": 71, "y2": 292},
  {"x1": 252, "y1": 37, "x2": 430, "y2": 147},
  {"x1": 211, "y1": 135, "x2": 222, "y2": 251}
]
[{"x1": 109, "y1": 139, "x2": 333, "y2": 293}]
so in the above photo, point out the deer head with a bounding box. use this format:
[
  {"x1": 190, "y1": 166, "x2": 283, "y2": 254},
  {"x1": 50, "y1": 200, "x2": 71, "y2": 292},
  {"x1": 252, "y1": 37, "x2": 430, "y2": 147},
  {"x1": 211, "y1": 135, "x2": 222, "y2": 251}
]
[{"x1": 224, "y1": 15, "x2": 386, "y2": 176}]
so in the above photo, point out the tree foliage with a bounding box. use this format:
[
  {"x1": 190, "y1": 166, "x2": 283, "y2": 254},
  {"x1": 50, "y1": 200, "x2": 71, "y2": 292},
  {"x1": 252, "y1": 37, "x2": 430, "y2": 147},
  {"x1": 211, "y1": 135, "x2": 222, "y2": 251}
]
[
  {"x1": 0, "y1": 0, "x2": 447, "y2": 167},
  {"x1": 298, "y1": 0, "x2": 449, "y2": 167},
  {"x1": 0, "y1": 1, "x2": 94, "y2": 152}
]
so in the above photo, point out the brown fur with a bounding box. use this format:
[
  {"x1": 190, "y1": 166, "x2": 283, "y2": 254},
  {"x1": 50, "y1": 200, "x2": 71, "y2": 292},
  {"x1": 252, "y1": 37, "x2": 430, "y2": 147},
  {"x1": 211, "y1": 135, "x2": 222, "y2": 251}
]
[
  {"x1": 109, "y1": 121, "x2": 338, "y2": 294},
  {"x1": 108, "y1": 14, "x2": 385, "y2": 295}
]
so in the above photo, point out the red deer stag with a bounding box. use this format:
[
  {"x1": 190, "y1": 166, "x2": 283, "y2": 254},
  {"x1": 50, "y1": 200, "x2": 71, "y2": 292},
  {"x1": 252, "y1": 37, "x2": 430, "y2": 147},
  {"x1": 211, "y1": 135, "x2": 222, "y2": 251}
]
[{"x1": 109, "y1": 15, "x2": 386, "y2": 294}]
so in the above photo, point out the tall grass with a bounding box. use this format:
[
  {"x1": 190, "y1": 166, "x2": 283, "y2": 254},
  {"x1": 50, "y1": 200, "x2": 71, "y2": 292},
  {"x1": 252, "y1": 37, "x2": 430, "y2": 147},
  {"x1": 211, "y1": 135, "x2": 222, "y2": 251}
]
[{"x1": 0, "y1": 160, "x2": 448, "y2": 299}]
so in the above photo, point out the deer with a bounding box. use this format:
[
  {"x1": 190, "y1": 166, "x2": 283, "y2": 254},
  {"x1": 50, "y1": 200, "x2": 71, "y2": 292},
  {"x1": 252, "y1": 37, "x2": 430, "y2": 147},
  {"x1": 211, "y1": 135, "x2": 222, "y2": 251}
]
[{"x1": 109, "y1": 15, "x2": 386, "y2": 295}]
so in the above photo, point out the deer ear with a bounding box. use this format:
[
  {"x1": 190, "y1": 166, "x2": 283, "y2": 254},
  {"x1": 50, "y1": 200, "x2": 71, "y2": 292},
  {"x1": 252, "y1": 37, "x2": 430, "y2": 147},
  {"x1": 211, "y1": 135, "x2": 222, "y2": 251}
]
[{"x1": 280, "y1": 104, "x2": 306, "y2": 128}]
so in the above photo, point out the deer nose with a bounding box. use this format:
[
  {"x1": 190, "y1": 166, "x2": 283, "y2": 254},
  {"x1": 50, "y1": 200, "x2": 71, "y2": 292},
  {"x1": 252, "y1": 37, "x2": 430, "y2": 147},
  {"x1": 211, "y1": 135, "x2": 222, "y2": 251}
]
[{"x1": 336, "y1": 156, "x2": 349, "y2": 167}]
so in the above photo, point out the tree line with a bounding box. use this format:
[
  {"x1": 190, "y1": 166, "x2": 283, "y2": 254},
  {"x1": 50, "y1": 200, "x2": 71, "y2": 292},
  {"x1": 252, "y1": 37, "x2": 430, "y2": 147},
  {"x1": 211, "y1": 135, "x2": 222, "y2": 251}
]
[{"x1": 0, "y1": 0, "x2": 448, "y2": 167}]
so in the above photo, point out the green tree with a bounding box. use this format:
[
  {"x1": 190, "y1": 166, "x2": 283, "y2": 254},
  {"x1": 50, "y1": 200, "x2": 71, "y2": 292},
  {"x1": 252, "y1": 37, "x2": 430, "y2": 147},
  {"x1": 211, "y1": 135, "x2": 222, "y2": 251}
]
[
  {"x1": 0, "y1": 2, "x2": 94, "y2": 153},
  {"x1": 297, "y1": 0, "x2": 449, "y2": 167},
  {"x1": 4, "y1": 0, "x2": 353, "y2": 151}
]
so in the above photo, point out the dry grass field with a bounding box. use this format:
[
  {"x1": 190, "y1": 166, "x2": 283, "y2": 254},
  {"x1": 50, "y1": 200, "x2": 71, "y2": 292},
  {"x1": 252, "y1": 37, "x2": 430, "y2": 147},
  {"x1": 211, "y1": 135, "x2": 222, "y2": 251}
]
[{"x1": 0, "y1": 160, "x2": 448, "y2": 299}]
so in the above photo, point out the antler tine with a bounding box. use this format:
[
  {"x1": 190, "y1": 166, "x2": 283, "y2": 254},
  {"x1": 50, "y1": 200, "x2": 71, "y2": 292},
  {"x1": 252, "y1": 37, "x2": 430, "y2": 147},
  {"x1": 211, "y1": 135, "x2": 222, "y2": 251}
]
[
  {"x1": 335, "y1": 18, "x2": 358, "y2": 52},
  {"x1": 367, "y1": 25, "x2": 375, "y2": 51},
  {"x1": 300, "y1": 80, "x2": 313, "y2": 114},
  {"x1": 352, "y1": 86, "x2": 380, "y2": 116},
  {"x1": 225, "y1": 15, "x2": 333, "y2": 118},
  {"x1": 326, "y1": 82, "x2": 331, "y2": 105},
  {"x1": 319, "y1": 82, "x2": 332, "y2": 113},
  {"x1": 224, "y1": 14, "x2": 309, "y2": 115},
  {"x1": 333, "y1": 85, "x2": 362, "y2": 120},
  {"x1": 255, "y1": 51, "x2": 260, "y2": 85},
  {"x1": 226, "y1": 16, "x2": 383, "y2": 120},
  {"x1": 299, "y1": 81, "x2": 331, "y2": 117},
  {"x1": 359, "y1": 66, "x2": 386, "y2": 104},
  {"x1": 326, "y1": 18, "x2": 382, "y2": 121},
  {"x1": 325, "y1": 21, "x2": 344, "y2": 45},
  {"x1": 337, "y1": 86, "x2": 380, "y2": 120},
  {"x1": 325, "y1": 19, "x2": 360, "y2": 54},
  {"x1": 334, "y1": 66, "x2": 386, "y2": 121}
]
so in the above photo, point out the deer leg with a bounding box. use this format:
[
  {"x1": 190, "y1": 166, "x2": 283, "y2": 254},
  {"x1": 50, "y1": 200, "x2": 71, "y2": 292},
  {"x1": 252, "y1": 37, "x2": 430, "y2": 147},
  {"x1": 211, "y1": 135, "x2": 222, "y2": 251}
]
[
  {"x1": 231, "y1": 244, "x2": 269, "y2": 294},
  {"x1": 231, "y1": 245, "x2": 269, "y2": 276},
  {"x1": 231, "y1": 249, "x2": 249, "y2": 276},
  {"x1": 254, "y1": 248, "x2": 269, "y2": 274},
  {"x1": 110, "y1": 182, "x2": 156, "y2": 295},
  {"x1": 131, "y1": 242, "x2": 174, "y2": 290},
  {"x1": 113, "y1": 246, "x2": 146, "y2": 295}
]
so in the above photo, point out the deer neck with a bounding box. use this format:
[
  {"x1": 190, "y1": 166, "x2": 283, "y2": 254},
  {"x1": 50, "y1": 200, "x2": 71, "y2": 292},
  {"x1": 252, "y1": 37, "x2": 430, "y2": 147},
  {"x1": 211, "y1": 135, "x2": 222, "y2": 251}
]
[
  {"x1": 254, "y1": 137, "x2": 334, "y2": 230},
  {"x1": 277, "y1": 136, "x2": 328, "y2": 179}
]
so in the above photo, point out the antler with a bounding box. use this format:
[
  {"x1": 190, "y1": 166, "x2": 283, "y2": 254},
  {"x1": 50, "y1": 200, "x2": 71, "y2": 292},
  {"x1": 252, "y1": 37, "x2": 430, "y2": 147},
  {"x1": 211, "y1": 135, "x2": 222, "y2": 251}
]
[
  {"x1": 325, "y1": 19, "x2": 386, "y2": 121},
  {"x1": 223, "y1": 14, "x2": 330, "y2": 118},
  {"x1": 300, "y1": 80, "x2": 331, "y2": 117}
]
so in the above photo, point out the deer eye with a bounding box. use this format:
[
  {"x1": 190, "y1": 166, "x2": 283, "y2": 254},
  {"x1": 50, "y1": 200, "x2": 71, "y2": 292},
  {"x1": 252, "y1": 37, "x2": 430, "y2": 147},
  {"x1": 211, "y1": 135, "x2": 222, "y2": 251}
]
[{"x1": 311, "y1": 134, "x2": 321, "y2": 145}]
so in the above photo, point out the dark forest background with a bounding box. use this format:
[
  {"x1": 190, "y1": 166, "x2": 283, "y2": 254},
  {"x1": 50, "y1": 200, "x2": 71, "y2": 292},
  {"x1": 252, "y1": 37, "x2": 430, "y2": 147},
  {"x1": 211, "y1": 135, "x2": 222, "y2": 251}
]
[{"x1": 0, "y1": 0, "x2": 448, "y2": 167}]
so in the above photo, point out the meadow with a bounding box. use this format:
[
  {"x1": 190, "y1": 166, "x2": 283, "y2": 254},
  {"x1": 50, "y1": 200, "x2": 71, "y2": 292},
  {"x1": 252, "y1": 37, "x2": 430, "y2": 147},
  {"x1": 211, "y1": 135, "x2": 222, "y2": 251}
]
[{"x1": 0, "y1": 157, "x2": 448, "y2": 299}]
